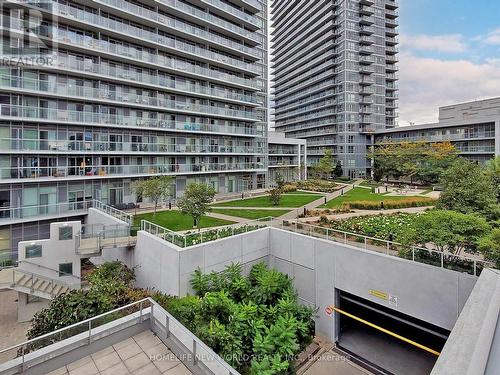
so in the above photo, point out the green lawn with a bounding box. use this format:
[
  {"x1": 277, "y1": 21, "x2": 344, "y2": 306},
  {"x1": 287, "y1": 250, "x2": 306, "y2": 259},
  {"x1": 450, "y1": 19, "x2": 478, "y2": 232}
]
[
  {"x1": 211, "y1": 208, "x2": 291, "y2": 220},
  {"x1": 134, "y1": 210, "x2": 234, "y2": 231},
  {"x1": 321, "y1": 187, "x2": 428, "y2": 208},
  {"x1": 213, "y1": 193, "x2": 322, "y2": 208}
]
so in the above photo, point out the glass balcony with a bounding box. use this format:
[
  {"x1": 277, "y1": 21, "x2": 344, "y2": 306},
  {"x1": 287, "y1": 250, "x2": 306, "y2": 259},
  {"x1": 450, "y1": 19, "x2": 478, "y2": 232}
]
[
  {"x1": 203, "y1": 0, "x2": 262, "y2": 28},
  {"x1": 0, "y1": 104, "x2": 265, "y2": 136},
  {"x1": 7, "y1": 16, "x2": 261, "y2": 75},
  {"x1": 0, "y1": 138, "x2": 263, "y2": 155},
  {"x1": 56, "y1": 1, "x2": 262, "y2": 59},
  {"x1": 0, "y1": 73, "x2": 258, "y2": 107},
  {"x1": 52, "y1": 53, "x2": 261, "y2": 90},
  {"x1": 0, "y1": 162, "x2": 266, "y2": 181}
]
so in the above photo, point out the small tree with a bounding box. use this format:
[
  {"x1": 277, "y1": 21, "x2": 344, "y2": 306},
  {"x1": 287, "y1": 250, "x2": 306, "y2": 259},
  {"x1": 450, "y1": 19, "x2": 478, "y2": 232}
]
[
  {"x1": 269, "y1": 188, "x2": 282, "y2": 206},
  {"x1": 133, "y1": 176, "x2": 174, "y2": 215},
  {"x1": 334, "y1": 160, "x2": 343, "y2": 178},
  {"x1": 274, "y1": 172, "x2": 286, "y2": 189},
  {"x1": 486, "y1": 156, "x2": 500, "y2": 202},
  {"x1": 315, "y1": 149, "x2": 334, "y2": 180},
  {"x1": 177, "y1": 183, "x2": 216, "y2": 228}
]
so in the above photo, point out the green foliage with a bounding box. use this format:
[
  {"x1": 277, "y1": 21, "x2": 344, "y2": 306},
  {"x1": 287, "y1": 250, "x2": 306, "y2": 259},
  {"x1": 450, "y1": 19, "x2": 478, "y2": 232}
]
[
  {"x1": 314, "y1": 149, "x2": 334, "y2": 179},
  {"x1": 334, "y1": 160, "x2": 343, "y2": 178},
  {"x1": 486, "y1": 156, "x2": 500, "y2": 202},
  {"x1": 177, "y1": 183, "x2": 216, "y2": 227},
  {"x1": 274, "y1": 173, "x2": 286, "y2": 189},
  {"x1": 372, "y1": 141, "x2": 458, "y2": 183},
  {"x1": 269, "y1": 188, "x2": 282, "y2": 206},
  {"x1": 344, "y1": 197, "x2": 437, "y2": 210},
  {"x1": 295, "y1": 179, "x2": 339, "y2": 193},
  {"x1": 437, "y1": 159, "x2": 497, "y2": 218},
  {"x1": 132, "y1": 176, "x2": 174, "y2": 214},
  {"x1": 27, "y1": 262, "x2": 136, "y2": 340},
  {"x1": 402, "y1": 210, "x2": 490, "y2": 254},
  {"x1": 181, "y1": 263, "x2": 314, "y2": 373},
  {"x1": 477, "y1": 228, "x2": 500, "y2": 268}
]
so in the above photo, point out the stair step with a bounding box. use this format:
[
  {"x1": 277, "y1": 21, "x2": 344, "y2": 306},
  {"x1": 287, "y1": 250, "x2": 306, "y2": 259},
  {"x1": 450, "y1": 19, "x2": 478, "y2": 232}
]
[
  {"x1": 17, "y1": 274, "x2": 31, "y2": 287},
  {"x1": 53, "y1": 285, "x2": 62, "y2": 295},
  {"x1": 32, "y1": 279, "x2": 44, "y2": 290}
]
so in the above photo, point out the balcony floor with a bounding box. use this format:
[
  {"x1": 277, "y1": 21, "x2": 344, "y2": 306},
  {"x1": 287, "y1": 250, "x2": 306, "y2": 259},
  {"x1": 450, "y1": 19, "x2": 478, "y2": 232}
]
[{"x1": 47, "y1": 330, "x2": 191, "y2": 375}]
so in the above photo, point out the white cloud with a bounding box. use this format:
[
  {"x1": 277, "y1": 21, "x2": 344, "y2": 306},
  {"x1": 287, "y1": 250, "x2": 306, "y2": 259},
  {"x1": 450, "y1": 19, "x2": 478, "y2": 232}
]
[
  {"x1": 483, "y1": 28, "x2": 500, "y2": 45},
  {"x1": 399, "y1": 34, "x2": 467, "y2": 53},
  {"x1": 398, "y1": 52, "x2": 500, "y2": 125}
]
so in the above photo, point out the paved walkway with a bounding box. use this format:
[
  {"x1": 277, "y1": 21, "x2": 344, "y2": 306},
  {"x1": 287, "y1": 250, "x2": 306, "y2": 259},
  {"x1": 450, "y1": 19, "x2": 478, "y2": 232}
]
[
  {"x1": 281, "y1": 180, "x2": 363, "y2": 220},
  {"x1": 205, "y1": 212, "x2": 248, "y2": 223},
  {"x1": 0, "y1": 290, "x2": 30, "y2": 363}
]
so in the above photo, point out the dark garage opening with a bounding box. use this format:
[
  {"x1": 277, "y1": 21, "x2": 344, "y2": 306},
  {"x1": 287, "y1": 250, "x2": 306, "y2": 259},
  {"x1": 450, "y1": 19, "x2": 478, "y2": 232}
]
[{"x1": 337, "y1": 291, "x2": 450, "y2": 375}]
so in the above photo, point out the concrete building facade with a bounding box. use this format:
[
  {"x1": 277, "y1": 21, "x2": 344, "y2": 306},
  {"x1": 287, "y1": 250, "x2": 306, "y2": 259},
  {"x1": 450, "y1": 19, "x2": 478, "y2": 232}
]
[
  {"x1": 0, "y1": 0, "x2": 268, "y2": 212},
  {"x1": 271, "y1": 0, "x2": 398, "y2": 178},
  {"x1": 267, "y1": 131, "x2": 307, "y2": 185},
  {"x1": 0, "y1": 0, "x2": 268, "y2": 261},
  {"x1": 373, "y1": 97, "x2": 500, "y2": 166}
]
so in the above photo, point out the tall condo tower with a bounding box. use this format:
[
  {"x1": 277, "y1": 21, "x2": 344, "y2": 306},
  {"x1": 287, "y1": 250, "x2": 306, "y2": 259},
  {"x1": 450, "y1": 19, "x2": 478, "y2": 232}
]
[
  {"x1": 271, "y1": 0, "x2": 398, "y2": 178},
  {"x1": 0, "y1": 0, "x2": 267, "y2": 257}
]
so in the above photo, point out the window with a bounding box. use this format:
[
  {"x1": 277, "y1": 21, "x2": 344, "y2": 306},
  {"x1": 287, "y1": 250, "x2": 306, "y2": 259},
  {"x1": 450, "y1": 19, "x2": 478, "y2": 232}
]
[
  {"x1": 25, "y1": 244, "x2": 42, "y2": 258},
  {"x1": 59, "y1": 226, "x2": 73, "y2": 240},
  {"x1": 59, "y1": 263, "x2": 73, "y2": 276}
]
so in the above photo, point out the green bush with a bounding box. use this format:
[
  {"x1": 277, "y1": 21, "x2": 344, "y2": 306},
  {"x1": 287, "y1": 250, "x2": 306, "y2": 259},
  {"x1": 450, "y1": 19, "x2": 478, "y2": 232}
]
[
  {"x1": 345, "y1": 197, "x2": 437, "y2": 210},
  {"x1": 296, "y1": 179, "x2": 339, "y2": 193}
]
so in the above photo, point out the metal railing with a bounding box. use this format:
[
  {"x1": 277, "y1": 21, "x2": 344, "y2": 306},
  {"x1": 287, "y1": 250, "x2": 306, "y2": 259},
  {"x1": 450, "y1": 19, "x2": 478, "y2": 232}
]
[
  {"x1": 0, "y1": 268, "x2": 81, "y2": 298},
  {"x1": 0, "y1": 298, "x2": 239, "y2": 374},
  {"x1": 141, "y1": 217, "x2": 273, "y2": 248},
  {"x1": 0, "y1": 201, "x2": 92, "y2": 223},
  {"x1": 92, "y1": 201, "x2": 133, "y2": 226},
  {"x1": 279, "y1": 220, "x2": 494, "y2": 276}
]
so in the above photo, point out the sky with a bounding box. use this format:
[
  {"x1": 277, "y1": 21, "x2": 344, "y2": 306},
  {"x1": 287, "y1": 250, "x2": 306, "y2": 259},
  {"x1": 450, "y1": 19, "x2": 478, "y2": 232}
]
[{"x1": 398, "y1": 0, "x2": 500, "y2": 125}]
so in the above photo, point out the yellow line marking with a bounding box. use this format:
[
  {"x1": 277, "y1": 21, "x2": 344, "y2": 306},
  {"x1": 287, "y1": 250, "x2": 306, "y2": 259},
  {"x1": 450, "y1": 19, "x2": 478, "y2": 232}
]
[{"x1": 333, "y1": 307, "x2": 441, "y2": 356}]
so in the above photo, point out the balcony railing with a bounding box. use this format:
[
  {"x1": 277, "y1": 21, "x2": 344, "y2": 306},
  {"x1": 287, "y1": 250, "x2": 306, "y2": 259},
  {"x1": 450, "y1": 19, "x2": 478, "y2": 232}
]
[
  {"x1": 0, "y1": 200, "x2": 93, "y2": 223},
  {"x1": 0, "y1": 105, "x2": 265, "y2": 133},
  {"x1": 0, "y1": 162, "x2": 266, "y2": 181},
  {"x1": 1, "y1": 138, "x2": 263, "y2": 155},
  {"x1": 203, "y1": 0, "x2": 262, "y2": 28}
]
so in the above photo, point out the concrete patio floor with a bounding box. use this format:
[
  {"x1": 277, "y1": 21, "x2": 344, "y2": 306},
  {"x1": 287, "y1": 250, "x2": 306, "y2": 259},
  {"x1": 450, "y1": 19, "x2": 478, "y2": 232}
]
[{"x1": 47, "y1": 330, "x2": 191, "y2": 375}]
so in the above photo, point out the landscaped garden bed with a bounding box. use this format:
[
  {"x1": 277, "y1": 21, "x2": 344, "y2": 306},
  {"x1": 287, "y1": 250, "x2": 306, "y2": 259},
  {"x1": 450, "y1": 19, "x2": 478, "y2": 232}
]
[
  {"x1": 295, "y1": 179, "x2": 340, "y2": 193},
  {"x1": 321, "y1": 187, "x2": 436, "y2": 209}
]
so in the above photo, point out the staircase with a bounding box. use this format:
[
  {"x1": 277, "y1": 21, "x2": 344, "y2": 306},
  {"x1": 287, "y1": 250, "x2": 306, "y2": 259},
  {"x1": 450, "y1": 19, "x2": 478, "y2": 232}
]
[
  {"x1": 0, "y1": 267, "x2": 76, "y2": 300},
  {"x1": 76, "y1": 231, "x2": 136, "y2": 256}
]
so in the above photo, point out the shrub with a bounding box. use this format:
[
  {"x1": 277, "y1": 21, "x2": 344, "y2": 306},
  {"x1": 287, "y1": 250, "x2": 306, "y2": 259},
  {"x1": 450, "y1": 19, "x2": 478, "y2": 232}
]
[
  {"x1": 281, "y1": 184, "x2": 298, "y2": 193},
  {"x1": 345, "y1": 197, "x2": 437, "y2": 210},
  {"x1": 296, "y1": 179, "x2": 339, "y2": 193}
]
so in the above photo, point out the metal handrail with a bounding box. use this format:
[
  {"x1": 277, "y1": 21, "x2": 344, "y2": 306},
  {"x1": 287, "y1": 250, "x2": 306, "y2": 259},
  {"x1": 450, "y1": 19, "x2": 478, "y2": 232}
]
[
  {"x1": 0, "y1": 297, "x2": 239, "y2": 374},
  {"x1": 141, "y1": 217, "x2": 274, "y2": 248},
  {"x1": 92, "y1": 200, "x2": 133, "y2": 226},
  {"x1": 279, "y1": 220, "x2": 495, "y2": 276}
]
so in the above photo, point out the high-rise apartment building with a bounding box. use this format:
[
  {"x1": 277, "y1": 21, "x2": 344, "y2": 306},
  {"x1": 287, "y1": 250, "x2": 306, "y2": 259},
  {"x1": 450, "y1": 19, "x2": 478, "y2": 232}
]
[
  {"x1": 0, "y1": 0, "x2": 267, "y2": 257},
  {"x1": 271, "y1": 0, "x2": 398, "y2": 178}
]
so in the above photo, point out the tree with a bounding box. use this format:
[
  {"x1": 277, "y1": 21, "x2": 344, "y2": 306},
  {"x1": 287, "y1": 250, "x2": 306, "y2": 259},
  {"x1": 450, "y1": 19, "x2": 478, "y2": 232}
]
[
  {"x1": 486, "y1": 156, "x2": 500, "y2": 202},
  {"x1": 315, "y1": 149, "x2": 334, "y2": 180},
  {"x1": 437, "y1": 159, "x2": 497, "y2": 217},
  {"x1": 477, "y1": 228, "x2": 500, "y2": 268},
  {"x1": 334, "y1": 160, "x2": 343, "y2": 178},
  {"x1": 402, "y1": 210, "x2": 490, "y2": 255},
  {"x1": 269, "y1": 188, "x2": 282, "y2": 206},
  {"x1": 274, "y1": 172, "x2": 286, "y2": 189},
  {"x1": 133, "y1": 176, "x2": 174, "y2": 215},
  {"x1": 372, "y1": 141, "x2": 458, "y2": 183},
  {"x1": 177, "y1": 183, "x2": 216, "y2": 228}
]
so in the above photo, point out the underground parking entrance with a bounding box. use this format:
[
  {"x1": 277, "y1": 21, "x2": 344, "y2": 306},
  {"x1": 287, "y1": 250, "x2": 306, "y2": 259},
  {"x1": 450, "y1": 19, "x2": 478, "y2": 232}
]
[{"x1": 334, "y1": 290, "x2": 450, "y2": 375}]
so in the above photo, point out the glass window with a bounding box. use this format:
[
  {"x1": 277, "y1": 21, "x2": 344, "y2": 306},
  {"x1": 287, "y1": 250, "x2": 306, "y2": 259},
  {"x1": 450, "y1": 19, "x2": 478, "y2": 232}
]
[
  {"x1": 58, "y1": 226, "x2": 73, "y2": 240},
  {"x1": 59, "y1": 262, "x2": 73, "y2": 276},
  {"x1": 25, "y1": 244, "x2": 42, "y2": 258}
]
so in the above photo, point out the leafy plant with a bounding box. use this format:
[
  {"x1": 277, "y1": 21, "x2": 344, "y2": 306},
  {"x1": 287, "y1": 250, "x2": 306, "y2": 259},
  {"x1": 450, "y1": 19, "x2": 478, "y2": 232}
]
[
  {"x1": 269, "y1": 188, "x2": 282, "y2": 206},
  {"x1": 177, "y1": 183, "x2": 216, "y2": 227}
]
